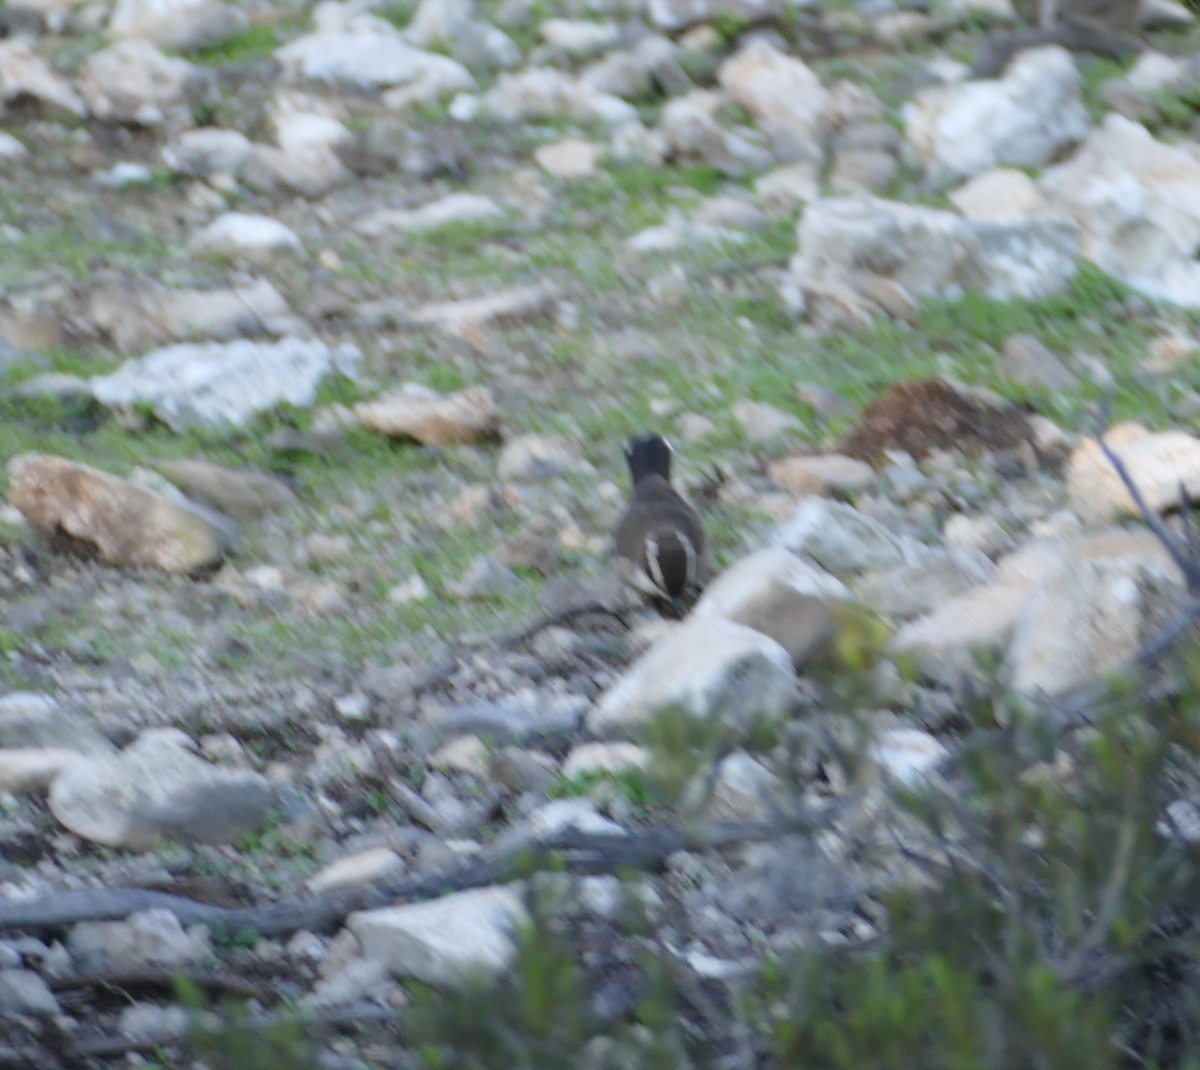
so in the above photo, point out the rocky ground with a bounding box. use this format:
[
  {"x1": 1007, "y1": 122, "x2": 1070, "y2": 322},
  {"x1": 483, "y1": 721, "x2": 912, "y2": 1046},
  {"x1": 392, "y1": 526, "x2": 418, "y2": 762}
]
[{"x1": 3, "y1": 0, "x2": 1200, "y2": 1064}]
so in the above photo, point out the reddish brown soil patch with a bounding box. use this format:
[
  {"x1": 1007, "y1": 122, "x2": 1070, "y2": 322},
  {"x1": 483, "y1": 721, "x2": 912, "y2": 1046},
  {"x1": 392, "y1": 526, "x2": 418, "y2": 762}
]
[{"x1": 841, "y1": 378, "x2": 1033, "y2": 462}]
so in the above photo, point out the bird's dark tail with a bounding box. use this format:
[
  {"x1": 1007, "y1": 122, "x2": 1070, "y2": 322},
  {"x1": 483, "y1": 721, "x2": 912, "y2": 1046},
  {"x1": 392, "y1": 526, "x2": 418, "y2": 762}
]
[{"x1": 625, "y1": 432, "x2": 673, "y2": 485}]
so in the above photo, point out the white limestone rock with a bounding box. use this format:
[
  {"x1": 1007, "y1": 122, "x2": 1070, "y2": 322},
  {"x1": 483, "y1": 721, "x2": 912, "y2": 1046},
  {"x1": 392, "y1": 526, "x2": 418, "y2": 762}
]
[
  {"x1": 691, "y1": 546, "x2": 851, "y2": 666},
  {"x1": 587, "y1": 617, "x2": 797, "y2": 737},
  {"x1": 91, "y1": 337, "x2": 359, "y2": 430},
  {"x1": 905, "y1": 46, "x2": 1089, "y2": 183},
  {"x1": 792, "y1": 195, "x2": 1079, "y2": 304},
  {"x1": 49, "y1": 730, "x2": 276, "y2": 847},
  {"x1": 190, "y1": 212, "x2": 303, "y2": 258},
  {"x1": 348, "y1": 885, "x2": 528, "y2": 988},
  {"x1": 77, "y1": 40, "x2": 199, "y2": 125},
  {"x1": 1040, "y1": 114, "x2": 1200, "y2": 307}
]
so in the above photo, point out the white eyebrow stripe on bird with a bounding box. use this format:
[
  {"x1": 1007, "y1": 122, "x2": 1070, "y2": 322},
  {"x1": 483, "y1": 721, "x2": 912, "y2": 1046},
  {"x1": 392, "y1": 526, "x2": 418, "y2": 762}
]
[
  {"x1": 645, "y1": 536, "x2": 666, "y2": 593},
  {"x1": 679, "y1": 531, "x2": 696, "y2": 587},
  {"x1": 644, "y1": 531, "x2": 698, "y2": 594}
]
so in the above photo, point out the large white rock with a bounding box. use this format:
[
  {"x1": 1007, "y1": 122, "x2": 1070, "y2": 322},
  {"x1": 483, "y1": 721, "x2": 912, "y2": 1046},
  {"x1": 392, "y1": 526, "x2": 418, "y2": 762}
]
[
  {"x1": 91, "y1": 337, "x2": 360, "y2": 429},
  {"x1": 792, "y1": 195, "x2": 1079, "y2": 303},
  {"x1": 49, "y1": 730, "x2": 275, "y2": 848},
  {"x1": 691, "y1": 546, "x2": 851, "y2": 665},
  {"x1": 77, "y1": 40, "x2": 198, "y2": 125},
  {"x1": 587, "y1": 617, "x2": 797, "y2": 737},
  {"x1": 766, "y1": 497, "x2": 915, "y2": 574},
  {"x1": 163, "y1": 128, "x2": 254, "y2": 179},
  {"x1": 858, "y1": 544, "x2": 995, "y2": 620},
  {"x1": 949, "y1": 168, "x2": 1049, "y2": 219},
  {"x1": 481, "y1": 67, "x2": 636, "y2": 126},
  {"x1": 86, "y1": 277, "x2": 291, "y2": 350},
  {"x1": 190, "y1": 212, "x2": 303, "y2": 258},
  {"x1": 895, "y1": 526, "x2": 1184, "y2": 684},
  {"x1": 109, "y1": 0, "x2": 248, "y2": 51},
  {"x1": 348, "y1": 885, "x2": 528, "y2": 988},
  {"x1": 0, "y1": 40, "x2": 86, "y2": 116},
  {"x1": 891, "y1": 581, "x2": 1031, "y2": 680},
  {"x1": 354, "y1": 385, "x2": 499, "y2": 445},
  {"x1": 1066, "y1": 422, "x2": 1200, "y2": 522},
  {"x1": 8, "y1": 453, "x2": 234, "y2": 573},
  {"x1": 71, "y1": 909, "x2": 211, "y2": 970},
  {"x1": 718, "y1": 40, "x2": 827, "y2": 159},
  {"x1": 406, "y1": 0, "x2": 519, "y2": 68},
  {"x1": 905, "y1": 47, "x2": 1089, "y2": 183},
  {"x1": 659, "y1": 89, "x2": 774, "y2": 175},
  {"x1": 1004, "y1": 559, "x2": 1146, "y2": 698},
  {"x1": 276, "y1": 5, "x2": 474, "y2": 94},
  {"x1": 1040, "y1": 114, "x2": 1200, "y2": 306}
]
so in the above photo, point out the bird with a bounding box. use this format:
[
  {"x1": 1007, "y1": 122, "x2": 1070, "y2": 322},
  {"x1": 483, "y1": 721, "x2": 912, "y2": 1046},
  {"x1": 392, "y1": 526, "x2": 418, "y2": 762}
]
[{"x1": 614, "y1": 432, "x2": 707, "y2": 603}]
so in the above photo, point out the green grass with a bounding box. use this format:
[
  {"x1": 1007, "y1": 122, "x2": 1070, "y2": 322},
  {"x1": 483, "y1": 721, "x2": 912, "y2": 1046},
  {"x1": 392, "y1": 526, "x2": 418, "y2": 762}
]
[{"x1": 188, "y1": 24, "x2": 279, "y2": 64}]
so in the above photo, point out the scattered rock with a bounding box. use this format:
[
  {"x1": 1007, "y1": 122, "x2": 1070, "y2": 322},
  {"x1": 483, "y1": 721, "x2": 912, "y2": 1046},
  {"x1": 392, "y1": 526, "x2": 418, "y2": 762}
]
[
  {"x1": 891, "y1": 580, "x2": 1031, "y2": 681},
  {"x1": 49, "y1": 729, "x2": 276, "y2": 848},
  {"x1": 1067, "y1": 422, "x2": 1200, "y2": 522},
  {"x1": 0, "y1": 970, "x2": 61, "y2": 1016},
  {"x1": 904, "y1": 46, "x2": 1089, "y2": 183},
  {"x1": 706, "y1": 752, "x2": 780, "y2": 820},
  {"x1": 767, "y1": 454, "x2": 876, "y2": 498},
  {"x1": 157, "y1": 460, "x2": 299, "y2": 521},
  {"x1": 70, "y1": 909, "x2": 211, "y2": 970},
  {"x1": 355, "y1": 385, "x2": 499, "y2": 445},
  {"x1": 732, "y1": 400, "x2": 802, "y2": 441},
  {"x1": 0, "y1": 131, "x2": 29, "y2": 166},
  {"x1": 1040, "y1": 113, "x2": 1200, "y2": 306},
  {"x1": 497, "y1": 434, "x2": 580, "y2": 481},
  {"x1": 717, "y1": 40, "x2": 827, "y2": 161},
  {"x1": 452, "y1": 554, "x2": 520, "y2": 599},
  {"x1": 118, "y1": 1002, "x2": 188, "y2": 1041},
  {"x1": 588, "y1": 617, "x2": 797, "y2": 737},
  {"x1": 109, "y1": 0, "x2": 248, "y2": 51},
  {"x1": 413, "y1": 284, "x2": 558, "y2": 336},
  {"x1": 949, "y1": 167, "x2": 1048, "y2": 218},
  {"x1": 277, "y1": 5, "x2": 474, "y2": 96},
  {"x1": 658, "y1": 89, "x2": 773, "y2": 175},
  {"x1": 869, "y1": 727, "x2": 949, "y2": 786},
  {"x1": 308, "y1": 848, "x2": 404, "y2": 893},
  {"x1": 858, "y1": 545, "x2": 996, "y2": 619},
  {"x1": 1000, "y1": 334, "x2": 1077, "y2": 390},
  {"x1": 77, "y1": 40, "x2": 199, "y2": 125},
  {"x1": 841, "y1": 379, "x2": 1033, "y2": 462},
  {"x1": 86, "y1": 277, "x2": 292, "y2": 351},
  {"x1": 0, "y1": 40, "x2": 86, "y2": 116},
  {"x1": 0, "y1": 749, "x2": 87, "y2": 794},
  {"x1": 1004, "y1": 559, "x2": 1148, "y2": 698},
  {"x1": 480, "y1": 67, "x2": 634, "y2": 126},
  {"x1": 348, "y1": 884, "x2": 528, "y2": 988},
  {"x1": 91, "y1": 338, "x2": 359, "y2": 430},
  {"x1": 562, "y1": 742, "x2": 650, "y2": 779},
  {"x1": 691, "y1": 547, "x2": 852, "y2": 666},
  {"x1": 792, "y1": 196, "x2": 1079, "y2": 307},
  {"x1": 648, "y1": 0, "x2": 779, "y2": 32},
  {"x1": 8, "y1": 454, "x2": 234, "y2": 573},
  {"x1": 0, "y1": 692, "x2": 114, "y2": 754},
  {"x1": 406, "y1": 0, "x2": 519, "y2": 69},
  {"x1": 190, "y1": 213, "x2": 304, "y2": 258},
  {"x1": 356, "y1": 193, "x2": 503, "y2": 236},
  {"x1": 533, "y1": 138, "x2": 598, "y2": 178},
  {"x1": 766, "y1": 497, "x2": 914, "y2": 574}
]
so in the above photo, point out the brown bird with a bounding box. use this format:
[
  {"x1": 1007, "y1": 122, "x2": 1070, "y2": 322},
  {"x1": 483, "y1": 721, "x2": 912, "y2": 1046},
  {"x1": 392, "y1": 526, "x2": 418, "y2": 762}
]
[{"x1": 614, "y1": 432, "x2": 707, "y2": 603}]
